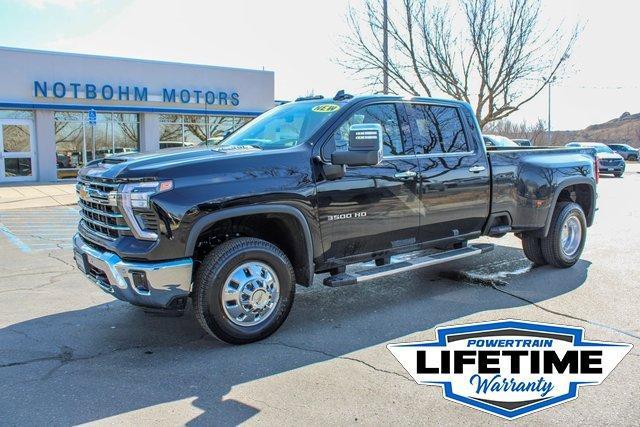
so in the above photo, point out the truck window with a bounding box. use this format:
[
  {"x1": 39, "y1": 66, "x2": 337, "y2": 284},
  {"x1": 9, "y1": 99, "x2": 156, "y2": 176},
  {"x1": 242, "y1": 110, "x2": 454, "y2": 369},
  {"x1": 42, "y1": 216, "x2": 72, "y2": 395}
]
[
  {"x1": 408, "y1": 104, "x2": 470, "y2": 154},
  {"x1": 327, "y1": 103, "x2": 407, "y2": 157}
]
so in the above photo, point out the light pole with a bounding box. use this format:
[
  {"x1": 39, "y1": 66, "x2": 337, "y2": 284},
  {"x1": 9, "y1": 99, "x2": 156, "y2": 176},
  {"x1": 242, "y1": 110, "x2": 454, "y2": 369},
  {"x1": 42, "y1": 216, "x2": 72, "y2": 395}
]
[
  {"x1": 382, "y1": 0, "x2": 389, "y2": 94},
  {"x1": 546, "y1": 76, "x2": 556, "y2": 145}
]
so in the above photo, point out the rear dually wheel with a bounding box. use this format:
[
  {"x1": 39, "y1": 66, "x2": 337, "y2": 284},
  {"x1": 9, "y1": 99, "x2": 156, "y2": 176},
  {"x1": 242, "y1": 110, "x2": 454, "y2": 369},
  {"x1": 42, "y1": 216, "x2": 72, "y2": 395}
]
[
  {"x1": 540, "y1": 202, "x2": 587, "y2": 268},
  {"x1": 522, "y1": 234, "x2": 547, "y2": 266}
]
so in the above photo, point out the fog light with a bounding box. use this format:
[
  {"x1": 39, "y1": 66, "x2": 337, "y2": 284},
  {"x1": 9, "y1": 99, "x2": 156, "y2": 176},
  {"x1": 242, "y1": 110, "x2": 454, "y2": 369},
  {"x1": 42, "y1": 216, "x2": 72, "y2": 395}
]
[{"x1": 131, "y1": 270, "x2": 150, "y2": 293}]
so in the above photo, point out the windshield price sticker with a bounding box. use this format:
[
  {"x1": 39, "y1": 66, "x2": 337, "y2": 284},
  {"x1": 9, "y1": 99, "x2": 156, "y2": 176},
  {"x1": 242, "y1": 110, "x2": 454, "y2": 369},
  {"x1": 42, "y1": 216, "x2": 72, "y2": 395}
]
[
  {"x1": 388, "y1": 319, "x2": 632, "y2": 419},
  {"x1": 312, "y1": 104, "x2": 340, "y2": 113}
]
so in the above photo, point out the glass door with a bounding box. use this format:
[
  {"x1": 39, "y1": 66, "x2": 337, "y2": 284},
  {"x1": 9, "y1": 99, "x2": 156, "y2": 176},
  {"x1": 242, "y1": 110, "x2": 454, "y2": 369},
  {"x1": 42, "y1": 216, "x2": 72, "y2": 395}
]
[{"x1": 0, "y1": 119, "x2": 36, "y2": 181}]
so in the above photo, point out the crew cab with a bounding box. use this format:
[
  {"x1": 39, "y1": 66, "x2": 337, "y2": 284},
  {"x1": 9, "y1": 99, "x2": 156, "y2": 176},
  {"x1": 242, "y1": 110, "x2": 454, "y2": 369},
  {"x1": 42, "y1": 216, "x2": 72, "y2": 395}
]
[{"x1": 73, "y1": 93, "x2": 597, "y2": 344}]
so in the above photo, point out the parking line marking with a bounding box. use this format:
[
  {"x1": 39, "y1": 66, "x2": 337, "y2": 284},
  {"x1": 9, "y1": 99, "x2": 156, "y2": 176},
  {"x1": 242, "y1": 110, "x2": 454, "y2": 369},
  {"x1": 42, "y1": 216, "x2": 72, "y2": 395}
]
[
  {"x1": 0, "y1": 223, "x2": 31, "y2": 253},
  {"x1": 0, "y1": 206, "x2": 80, "y2": 252}
]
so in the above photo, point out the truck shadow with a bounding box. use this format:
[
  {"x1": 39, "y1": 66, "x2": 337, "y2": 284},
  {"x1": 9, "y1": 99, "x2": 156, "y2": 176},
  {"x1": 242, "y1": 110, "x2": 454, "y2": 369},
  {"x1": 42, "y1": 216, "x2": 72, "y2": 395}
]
[{"x1": 1, "y1": 243, "x2": 591, "y2": 425}]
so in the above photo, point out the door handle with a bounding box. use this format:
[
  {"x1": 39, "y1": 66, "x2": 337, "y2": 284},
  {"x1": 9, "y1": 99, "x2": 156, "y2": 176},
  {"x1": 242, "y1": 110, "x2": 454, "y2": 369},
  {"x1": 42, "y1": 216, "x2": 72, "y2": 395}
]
[
  {"x1": 394, "y1": 171, "x2": 418, "y2": 179},
  {"x1": 468, "y1": 165, "x2": 486, "y2": 173}
]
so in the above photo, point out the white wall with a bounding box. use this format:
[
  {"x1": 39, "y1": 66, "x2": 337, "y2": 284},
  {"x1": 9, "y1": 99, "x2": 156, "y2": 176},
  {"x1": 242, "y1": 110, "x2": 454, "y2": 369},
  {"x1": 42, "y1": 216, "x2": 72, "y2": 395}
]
[
  {"x1": 140, "y1": 113, "x2": 160, "y2": 152},
  {"x1": 34, "y1": 110, "x2": 56, "y2": 182},
  {"x1": 0, "y1": 46, "x2": 274, "y2": 113}
]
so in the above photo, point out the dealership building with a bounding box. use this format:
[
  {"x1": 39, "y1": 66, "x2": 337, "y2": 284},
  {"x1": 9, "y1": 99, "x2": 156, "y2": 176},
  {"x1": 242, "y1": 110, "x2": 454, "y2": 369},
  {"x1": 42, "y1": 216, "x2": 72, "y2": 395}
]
[{"x1": 0, "y1": 46, "x2": 274, "y2": 182}]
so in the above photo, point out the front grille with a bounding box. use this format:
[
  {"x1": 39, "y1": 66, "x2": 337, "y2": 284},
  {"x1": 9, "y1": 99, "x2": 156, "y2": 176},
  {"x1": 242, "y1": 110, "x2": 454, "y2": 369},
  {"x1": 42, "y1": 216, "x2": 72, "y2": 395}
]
[
  {"x1": 600, "y1": 158, "x2": 622, "y2": 166},
  {"x1": 79, "y1": 178, "x2": 119, "y2": 195},
  {"x1": 77, "y1": 177, "x2": 130, "y2": 240}
]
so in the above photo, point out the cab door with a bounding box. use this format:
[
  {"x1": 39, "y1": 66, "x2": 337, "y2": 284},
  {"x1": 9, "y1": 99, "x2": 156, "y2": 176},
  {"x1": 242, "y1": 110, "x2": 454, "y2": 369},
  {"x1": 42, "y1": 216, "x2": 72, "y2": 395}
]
[
  {"x1": 315, "y1": 102, "x2": 421, "y2": 262},
  {"x1": 406, "y1": 102, "x2": 491, "y2": 243}
]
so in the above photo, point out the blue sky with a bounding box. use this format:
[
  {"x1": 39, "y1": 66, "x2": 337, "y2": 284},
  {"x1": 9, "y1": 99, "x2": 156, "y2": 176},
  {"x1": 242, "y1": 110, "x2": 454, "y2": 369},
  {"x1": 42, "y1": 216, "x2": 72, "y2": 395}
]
[
  {"x1": 1, "y1": 0, "x2": 639, "y2": 131},
  {"x1": 0, "y1": 0, "x2": 125, "y2": 46}
]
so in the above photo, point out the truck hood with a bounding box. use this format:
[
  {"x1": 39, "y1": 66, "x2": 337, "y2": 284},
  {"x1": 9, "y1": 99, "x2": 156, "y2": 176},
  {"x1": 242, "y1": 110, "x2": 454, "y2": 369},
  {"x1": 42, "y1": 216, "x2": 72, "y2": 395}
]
[
  {"x1": 596, "y1": 152, "x2": 623, "y2": 161},
  {"x1": 78, "y1": 145, "x2": 262, "y2": 180}
]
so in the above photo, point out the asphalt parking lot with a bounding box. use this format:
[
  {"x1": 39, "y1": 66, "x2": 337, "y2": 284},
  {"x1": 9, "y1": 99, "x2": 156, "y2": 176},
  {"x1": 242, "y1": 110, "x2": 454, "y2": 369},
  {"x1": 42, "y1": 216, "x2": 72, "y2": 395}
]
[{"x1": 1, "y1": 164, "x2": 639, "y2": 425}]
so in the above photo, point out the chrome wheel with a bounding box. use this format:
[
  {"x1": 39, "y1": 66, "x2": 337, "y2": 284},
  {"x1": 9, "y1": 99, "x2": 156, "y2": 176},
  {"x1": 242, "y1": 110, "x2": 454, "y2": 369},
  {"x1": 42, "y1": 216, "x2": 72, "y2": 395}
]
[
  {"x1": 560, "y1": 215, "x2": 582, "y2": 257},
  {"x1": 221, "y1": 261, "x2": 280, "y2": 327}
]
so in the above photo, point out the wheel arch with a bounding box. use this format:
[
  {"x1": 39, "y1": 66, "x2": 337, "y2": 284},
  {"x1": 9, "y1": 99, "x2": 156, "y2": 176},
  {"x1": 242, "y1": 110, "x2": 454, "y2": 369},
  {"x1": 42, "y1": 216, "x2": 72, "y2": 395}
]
[
  {"x1": 538, "y1": 178, "x2": 596, "y2": 238},
  {"x1": 186, "y1": 205, "x2": 315, "y2": 286}
]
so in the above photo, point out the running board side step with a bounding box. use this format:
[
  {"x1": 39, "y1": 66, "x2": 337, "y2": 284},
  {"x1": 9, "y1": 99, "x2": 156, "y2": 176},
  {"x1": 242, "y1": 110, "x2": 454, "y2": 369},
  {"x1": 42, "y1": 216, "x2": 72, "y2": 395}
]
[{"x1": 323, "y1": 243, "x2": 494, "y2": 287}]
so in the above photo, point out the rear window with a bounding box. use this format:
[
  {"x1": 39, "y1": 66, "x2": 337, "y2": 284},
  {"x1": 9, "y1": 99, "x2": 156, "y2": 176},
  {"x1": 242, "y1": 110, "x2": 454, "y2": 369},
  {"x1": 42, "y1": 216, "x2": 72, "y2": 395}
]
[{"x1": 408, "y1": 104, "x2": 470, "y2": 154}]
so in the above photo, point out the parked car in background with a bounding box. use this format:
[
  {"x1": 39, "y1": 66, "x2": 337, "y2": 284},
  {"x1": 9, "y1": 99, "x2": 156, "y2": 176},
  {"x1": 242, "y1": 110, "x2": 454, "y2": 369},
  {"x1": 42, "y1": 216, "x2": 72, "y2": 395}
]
[
  {"x1": 566, "y1": 142, "x2": 625, "y2": 177},
  {"x1": 607, "y1": 143, "x2": 638, "y2": 161},
  {"x1": 483, "y1": 134, "x2": 520, "y2": 147},
  {"x1": 513, "y1": 138, "x2": 532, "y2": 147}
]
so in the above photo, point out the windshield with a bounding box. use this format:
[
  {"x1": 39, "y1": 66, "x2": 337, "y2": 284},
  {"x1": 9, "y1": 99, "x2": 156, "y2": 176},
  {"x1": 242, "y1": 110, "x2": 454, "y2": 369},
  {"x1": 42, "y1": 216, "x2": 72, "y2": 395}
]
[
  {"x1": 221, "y1": 101, "x2": 343, "y2": 149},
  {"x1": 485, "y1": 135, "x2": 519, "y2": 147}
]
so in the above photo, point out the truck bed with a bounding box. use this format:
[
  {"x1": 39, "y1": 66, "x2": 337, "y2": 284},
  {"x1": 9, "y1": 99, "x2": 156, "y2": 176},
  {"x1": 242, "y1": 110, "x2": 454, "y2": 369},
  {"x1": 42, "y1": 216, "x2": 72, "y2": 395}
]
[{"x1": 485, "y1": 146, "x2": 597, "y2": 236}]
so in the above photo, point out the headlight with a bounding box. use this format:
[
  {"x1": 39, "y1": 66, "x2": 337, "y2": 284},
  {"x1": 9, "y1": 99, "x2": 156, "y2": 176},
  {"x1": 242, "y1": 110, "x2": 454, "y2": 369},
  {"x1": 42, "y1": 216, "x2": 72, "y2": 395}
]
[{"x1": 119, "y1": 180, "x2": 173, "y2": 240}]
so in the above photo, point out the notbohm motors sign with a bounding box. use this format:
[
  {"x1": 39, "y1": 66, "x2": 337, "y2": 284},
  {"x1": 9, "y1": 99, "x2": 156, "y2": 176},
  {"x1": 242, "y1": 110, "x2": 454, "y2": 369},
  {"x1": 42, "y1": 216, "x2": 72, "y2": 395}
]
[{"x1": 387, "y1": 320, "x2": 631, "y2": 419}]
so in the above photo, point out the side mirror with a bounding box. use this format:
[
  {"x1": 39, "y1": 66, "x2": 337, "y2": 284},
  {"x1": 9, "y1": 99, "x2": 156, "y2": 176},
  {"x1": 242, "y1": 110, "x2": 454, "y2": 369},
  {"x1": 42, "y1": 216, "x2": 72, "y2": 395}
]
[{"x1": 331, "y1": 123, "x2": 383, "y2": 167}]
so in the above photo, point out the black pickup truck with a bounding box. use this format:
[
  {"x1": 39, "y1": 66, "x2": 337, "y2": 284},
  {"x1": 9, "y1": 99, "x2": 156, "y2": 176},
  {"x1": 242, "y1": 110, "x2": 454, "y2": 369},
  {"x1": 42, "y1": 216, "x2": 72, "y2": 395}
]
[{"x1": 73, "y1": 93, "x2": 597, "y2": 344}]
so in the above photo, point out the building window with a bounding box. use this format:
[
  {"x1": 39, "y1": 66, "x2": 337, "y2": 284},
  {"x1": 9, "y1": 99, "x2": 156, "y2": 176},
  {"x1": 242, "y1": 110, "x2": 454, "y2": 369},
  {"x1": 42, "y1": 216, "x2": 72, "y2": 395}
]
[
  {"x1": 0, "y1": 109, "x2": 34, "y2": 119},
  {"x1": 4, "y1": 158, "x2": 32, "y2": 177},
  {"x1": 159, "y1": 114, "x2": 252, "y2": 149},
  {"x1": 54, "y1": 111, "x2": 139, "y2": 179}
]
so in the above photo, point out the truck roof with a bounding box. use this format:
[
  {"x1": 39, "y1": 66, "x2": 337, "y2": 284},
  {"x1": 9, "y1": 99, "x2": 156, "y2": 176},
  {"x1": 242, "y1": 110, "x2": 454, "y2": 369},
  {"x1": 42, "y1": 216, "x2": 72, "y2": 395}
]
[{"x1": 293, "y1": 93, "x2": 467, "y2": 106}]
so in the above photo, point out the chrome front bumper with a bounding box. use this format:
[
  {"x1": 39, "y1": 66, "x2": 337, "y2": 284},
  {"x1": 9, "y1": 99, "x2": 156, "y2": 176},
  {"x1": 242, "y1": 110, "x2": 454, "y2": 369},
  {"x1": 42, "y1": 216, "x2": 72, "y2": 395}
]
[{"x1": 72, "y1": 233, "x2": 193, "y2": 309}]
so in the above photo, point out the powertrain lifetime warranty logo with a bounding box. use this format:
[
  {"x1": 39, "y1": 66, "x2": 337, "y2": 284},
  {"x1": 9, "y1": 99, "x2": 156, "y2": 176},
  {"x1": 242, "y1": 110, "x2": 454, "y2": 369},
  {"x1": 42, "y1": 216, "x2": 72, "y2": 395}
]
[{"x1": 387, "y1": 320, "x2": 632, "y2": 419}]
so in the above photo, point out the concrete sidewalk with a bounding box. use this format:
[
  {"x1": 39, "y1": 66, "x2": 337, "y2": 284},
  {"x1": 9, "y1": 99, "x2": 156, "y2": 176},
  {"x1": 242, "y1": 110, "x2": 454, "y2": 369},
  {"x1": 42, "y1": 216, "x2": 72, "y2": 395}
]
[{"x1": 0, "y1": 182, "x2": 77, "y2": 211}]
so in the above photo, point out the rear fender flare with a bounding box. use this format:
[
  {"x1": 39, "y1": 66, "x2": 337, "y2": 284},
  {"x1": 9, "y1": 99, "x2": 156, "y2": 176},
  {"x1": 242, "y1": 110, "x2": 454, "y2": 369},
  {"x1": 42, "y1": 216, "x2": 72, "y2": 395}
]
[{"x1": 539, "y1": 177, "x2": 596, "y2": 238}]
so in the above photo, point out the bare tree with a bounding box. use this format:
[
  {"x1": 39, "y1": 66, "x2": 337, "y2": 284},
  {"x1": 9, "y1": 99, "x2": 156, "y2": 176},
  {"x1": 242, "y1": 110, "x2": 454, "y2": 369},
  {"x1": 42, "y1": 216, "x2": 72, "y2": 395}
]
[
  {"x1": 484, "y1": 117, "x2": 546, "y2": 144},
  {"x1": 340, "y1": 0, "x2": 580, "y2": 128}
]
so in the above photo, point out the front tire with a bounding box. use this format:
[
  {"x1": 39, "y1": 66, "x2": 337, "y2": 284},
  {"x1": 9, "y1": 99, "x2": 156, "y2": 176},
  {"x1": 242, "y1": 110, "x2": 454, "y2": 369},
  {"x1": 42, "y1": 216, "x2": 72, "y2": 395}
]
[
  {"x1": 193, "y1": 237, "x2": 295, "y2": 344},
  {"x1": 540, "y1": 202, "x2": 587, "y2": 268},
  {"x1": 614, "y1": 172, "x2": 623, "y2": 177}
]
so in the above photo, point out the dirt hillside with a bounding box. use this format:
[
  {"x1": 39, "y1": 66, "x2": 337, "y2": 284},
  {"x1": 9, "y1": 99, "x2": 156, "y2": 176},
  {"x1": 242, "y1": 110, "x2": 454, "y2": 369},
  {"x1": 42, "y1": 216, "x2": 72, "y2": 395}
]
[{"x1": 551, "y1": 112, "x2": 640, "y2": 147}]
